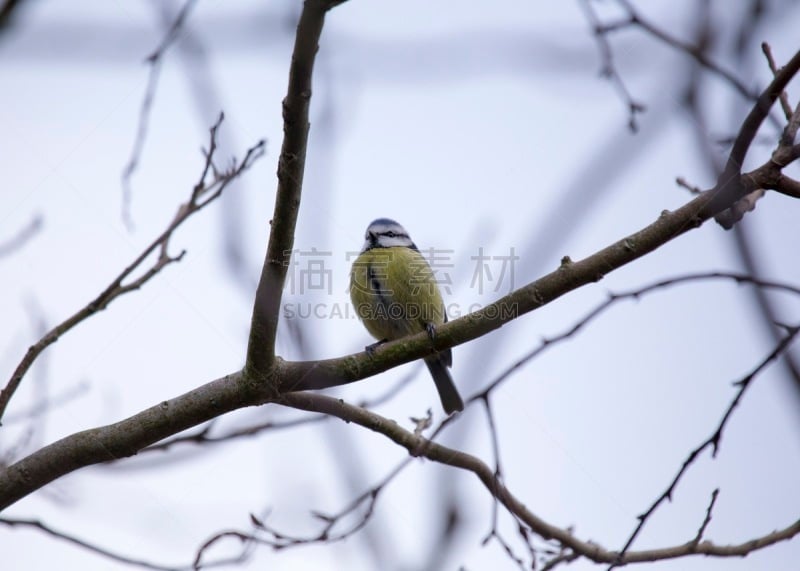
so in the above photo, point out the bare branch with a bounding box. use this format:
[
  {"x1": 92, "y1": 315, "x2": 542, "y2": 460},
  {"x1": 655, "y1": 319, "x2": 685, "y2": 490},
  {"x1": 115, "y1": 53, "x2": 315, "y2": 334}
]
[
  {"x1": 245, "y1": 0, "x2": 348, "y2": 376},
  {"x1": 0, "y1": 0, "x2": 24, "y2": 30},
  {"x1": 704, "y1": 48, "x2": 800, "y2": 226},
  {"x1": 121, "y1": 414, "x2": 325, "y2": 459},
  {"x1": 541, "y1": 548, "x2": 580, "y2": 571},
  {"x1": 0, "y1": 214, "x2": 42, "y2": 258},
  {"x1": 0, "y1": 516, "x2": 234, "y2": 571},
  {"x1": 476, "y1": 271, "x2": 800, "y2": 399},
  {"x1": 577, "y1": 0, "x2": 645, "y2": 131},
  {"x1": 613, "y1": 0, "x2": 758, "y2": 102},
  {"x1": 770, "y1": 174, "x2": 800, "y2": 199},
  {"x1": 0, "y1": 114, "x2": 265, "y2": 423},
  {"x1": 281, "y1": 392, "x2": 800, "y2": 567},
  {"x1": 480, "y1": 394, "x2": 531, "y2": 568},
  {"x1": 691, "y1": 489, "x2": 720, "y2": 547},
  {"x1": 675, "y1": 177, "x2": 702, "y2": 195},
  {"x1": 0, "y1": 371, "x2": 251, "y2": 510},
  {"x1": 612, "y1": 324, "x2": 800, "y2": 567},
  {"x1": 193, "y1": 457, "x2": 410, "y2": 568},
  {"x1": 121, "y1": 0, "x2": 199, "y2": 229},
  {"x1": 762, "y1": 42, "x2": 794, "y2": 120},
  {"x1": 712, "y1": 188, "x2": 767, "y2": 229},
  {"x1": 145, "y1": 0, "x2": 198, "y2": 65},
  {"x1": 780, "y1": 102, "x2": 800, "y2": 151},
  {"x1": 2, "y1": 382, "x2": 89, "y2": 426}
]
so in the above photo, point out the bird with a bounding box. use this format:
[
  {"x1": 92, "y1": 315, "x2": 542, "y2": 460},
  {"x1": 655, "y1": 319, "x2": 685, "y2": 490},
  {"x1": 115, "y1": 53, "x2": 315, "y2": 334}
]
[{"x1": 349, "y1": 218, "x2": 464, "y2": 414}]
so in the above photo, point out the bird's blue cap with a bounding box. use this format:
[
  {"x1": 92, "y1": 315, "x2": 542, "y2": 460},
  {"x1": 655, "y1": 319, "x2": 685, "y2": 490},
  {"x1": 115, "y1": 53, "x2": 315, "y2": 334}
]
[{"x1": 369, "y1": 217, "x2": 400, "y2": 227}]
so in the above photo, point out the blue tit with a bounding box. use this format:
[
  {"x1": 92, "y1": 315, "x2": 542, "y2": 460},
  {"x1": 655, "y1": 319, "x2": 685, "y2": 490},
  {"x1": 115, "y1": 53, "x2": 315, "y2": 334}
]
[{"x1": 350, "y1": 218, "x2": 464, "y2": 414}]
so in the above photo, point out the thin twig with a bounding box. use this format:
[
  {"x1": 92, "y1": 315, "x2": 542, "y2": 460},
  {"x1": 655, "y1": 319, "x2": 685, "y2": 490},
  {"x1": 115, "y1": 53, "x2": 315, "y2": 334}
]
[
  {"x1": 192, "y1": 457, "x2": 410, "y2": 569},
  {"x1": 0, "y1": 214, "x2": 42, "y2": 257},
  {"x1": 675, "y1": 177, "x2": 702, "y2": 195},
  {"x1": 0, "y1": 114, "x2": 265, "y2": 423},
  {"x1": 577, "y1": 0, "x2": 645, "y2": 131},
  {"x1": 541, "y1": 548, "x2": 580, "y2": 571},
  {"x1": 281, "y1": 392, "x2": 800, "y2": 566},
  {"x1": 762, "y1": 42, "x2": 793, "y2": 120},
  {"x1": 475, "y1": 271, "x2": 800, "y2": 400},
  {"x1": 691, "y1": 488, "x2": 720, "y2": 546},
  {"x1": 2, "y1": 382, "x2": 89, "y2": 425},
  {"x1": 119, "y1": 414, "x2": 325, "y2": 459},
  {"x1": 613, "y1": 0, "x2": 758, "y2": 102},
  {"x1": 611, "y1": 325, "x2": 800, "y2": 568},
  {"x1": 0, "y1": 517, "x2": 238, "y2": 571},
  {"x1": 121, "y1": 0, "x2": 199, "y2": 229},
  {"x1": 480, "y1": 394, "x2": 531, "y2": 568}
]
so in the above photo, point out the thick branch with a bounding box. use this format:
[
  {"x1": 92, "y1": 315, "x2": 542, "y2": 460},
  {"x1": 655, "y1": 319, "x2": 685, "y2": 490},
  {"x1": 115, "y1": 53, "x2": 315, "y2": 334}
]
[
  {"x1": 279, "y1": 152, "x2": 797, "y2": 393},
  {"x1": 0, "y1": 371, "x2": 267, "y2": 510},
  {"x1": 245, "y1": 0, "x2": 337, "y2": 376},
  {"x1": 701, "y1": 48, "x2": 800, "y2": 217},
  {"x1": 0, "y1": 0, "x2": 24, "y2": 30}
]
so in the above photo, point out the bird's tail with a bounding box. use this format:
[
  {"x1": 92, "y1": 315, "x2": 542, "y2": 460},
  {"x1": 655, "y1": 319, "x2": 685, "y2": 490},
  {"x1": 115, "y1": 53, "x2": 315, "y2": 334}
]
[{"x1": 424, "y1": 355, "x2": 464, "y2": 414}]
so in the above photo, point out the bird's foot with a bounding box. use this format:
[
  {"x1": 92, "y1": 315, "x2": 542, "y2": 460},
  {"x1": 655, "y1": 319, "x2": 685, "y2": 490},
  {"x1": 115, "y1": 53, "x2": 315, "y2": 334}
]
[
  {"x1": 425, "y1": 322, "x2": 437, "y2": 341},
  {"x1": 365, "y1": 339, "x2": 387, "y2": 357}
]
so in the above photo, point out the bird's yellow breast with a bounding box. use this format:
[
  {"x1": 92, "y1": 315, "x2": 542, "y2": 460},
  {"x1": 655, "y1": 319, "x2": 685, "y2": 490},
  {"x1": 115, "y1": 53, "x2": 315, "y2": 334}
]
[{"x1": 350, "y1": 246, "x2": 446, "y2": 341}]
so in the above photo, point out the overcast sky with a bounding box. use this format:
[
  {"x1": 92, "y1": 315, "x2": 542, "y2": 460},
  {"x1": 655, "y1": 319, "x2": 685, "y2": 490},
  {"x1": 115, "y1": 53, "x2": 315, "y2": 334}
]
[{"x1": 1, "y1": 1, "x2": 799, "y2": 570}]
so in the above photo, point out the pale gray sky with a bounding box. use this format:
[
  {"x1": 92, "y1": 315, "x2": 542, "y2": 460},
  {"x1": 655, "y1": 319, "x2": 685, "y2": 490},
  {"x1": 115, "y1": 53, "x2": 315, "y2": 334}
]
[{"x1": 1, "y1": 1, "x2": 799, "y2": 570}]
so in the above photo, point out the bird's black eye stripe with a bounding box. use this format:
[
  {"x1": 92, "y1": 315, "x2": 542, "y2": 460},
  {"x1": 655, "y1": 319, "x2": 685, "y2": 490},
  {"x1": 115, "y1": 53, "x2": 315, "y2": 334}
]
[{"x1": 385, "y1": 231, "x2": 396, "y2": 237}]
